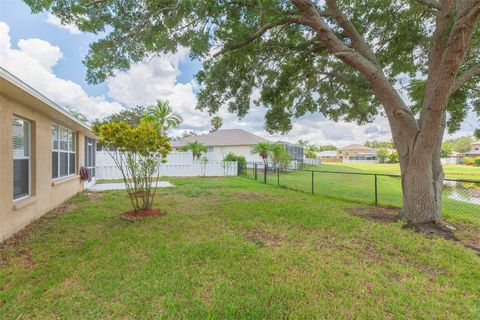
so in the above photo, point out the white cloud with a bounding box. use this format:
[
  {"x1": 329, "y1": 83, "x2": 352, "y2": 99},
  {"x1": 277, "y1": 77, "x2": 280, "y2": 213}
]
[
  {"x1": 107, "y1": 48, "x2": 210, "y2": 129},
  {"x1": 106, "y1": 46, "x2": 397, "y2": 145},
  {"x1": 0, "y1": 21, "x2": 123, "y2": 120},
  {"x1": 17, "y1": 38, "x2": 63, "y2": 72},
  {"x1": 45, "y1": 13, "x2": 81, "y2": 35}
]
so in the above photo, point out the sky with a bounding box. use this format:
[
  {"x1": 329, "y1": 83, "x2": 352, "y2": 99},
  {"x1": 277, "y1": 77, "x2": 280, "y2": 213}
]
[{"x1": 0, "y1": 0, "x2": 477, "y2": 146}]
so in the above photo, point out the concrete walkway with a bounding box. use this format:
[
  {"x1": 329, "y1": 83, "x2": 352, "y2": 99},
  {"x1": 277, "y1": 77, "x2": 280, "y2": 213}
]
[{"x1": 88, "y1": 181, "x2": 174, "y2": 191}]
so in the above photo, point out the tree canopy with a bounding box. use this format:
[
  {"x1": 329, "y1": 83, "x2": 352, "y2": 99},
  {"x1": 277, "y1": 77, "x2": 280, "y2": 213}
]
[
  {"x1": 93, "y1": 106, "x2": 147, "y2": 128},
  {"x1": 443, "y1": 136, "x2": 475, "y2": 153},
  {"x1": 26, "y1": 0, "x2": 479, "y2": 135}
]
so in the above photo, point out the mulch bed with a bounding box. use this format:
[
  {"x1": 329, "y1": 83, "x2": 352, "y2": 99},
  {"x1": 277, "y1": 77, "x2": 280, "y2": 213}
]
[
  {"x1": 121, "y1": 209, "x2": 165, "y2": 220},
  {"x1": 347, "y1": 206, "x2": 480, "y2": 256},
  {"x1": 348, "y1": 206, "x2": 401, "y2": 223}
]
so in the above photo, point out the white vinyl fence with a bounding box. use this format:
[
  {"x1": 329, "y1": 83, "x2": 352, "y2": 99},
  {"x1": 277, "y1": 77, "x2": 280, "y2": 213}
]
[
  {"x1": 96, "y1": 151, "x2": 238, "y2": 180},
  {"x1": 304, "y1": 157, "x2": 321, "y2": 165},
  {"x1": 440, "y1": 156, "x2": 464, "y2": 165}
]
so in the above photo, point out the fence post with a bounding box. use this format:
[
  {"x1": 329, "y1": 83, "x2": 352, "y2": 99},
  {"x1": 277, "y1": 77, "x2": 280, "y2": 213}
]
[
  {"x1": 374, "y1": 174, "x2": 378, "y2": 205},
  {"x1": 264, "y1": 164, "x2": 268, "y2": 183},
  {"x1": 311, "y1": 171, "x2": 314, "y2": 194},
  {"x1": 254, "y1": 163, "x2": 257, "y2": 180},
  {"x1": 277, "y1": 167, "x2": 280, "y2": 186}
]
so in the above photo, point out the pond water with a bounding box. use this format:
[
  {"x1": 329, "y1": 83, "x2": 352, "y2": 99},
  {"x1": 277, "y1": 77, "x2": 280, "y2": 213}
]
[
  {"x1": 444, "y1": 181, "x2": 480, "y2": 206},
  {"x1": 447, "y1": 192, "x2": 480, "y2": 205}
]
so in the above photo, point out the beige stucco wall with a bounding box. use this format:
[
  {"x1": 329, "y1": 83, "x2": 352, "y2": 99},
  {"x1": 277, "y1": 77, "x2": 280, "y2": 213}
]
[
  {"x1": 210, "y1": 145, "x2": 252, "y2": 157},
  {"x1": 337, "y1": 148, "x2": 374, "y2": 159},
  {"x1": 0, "y1": 94, "x2": 88, "y2": 242},
  {"x1": 173, "y1": 145, "x2": 263, "y2": 162}
]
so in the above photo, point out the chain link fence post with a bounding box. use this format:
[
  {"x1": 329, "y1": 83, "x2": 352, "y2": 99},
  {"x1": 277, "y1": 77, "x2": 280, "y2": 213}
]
[
  {"x1": 264, "y1": 163, "x2": 268, "y2": 183},
  {"x1": 277, "y1": 167, "x2": 280, "y2": 186},
  {"x1": 254, "y1": 163, "x2": 257, "y2": 180},
  {"x1": 311, "y1": 171, "x2": 314, "y2": 194},
  {"x1": 374, "y1": 174, "x2": 378, "y2": 205}
]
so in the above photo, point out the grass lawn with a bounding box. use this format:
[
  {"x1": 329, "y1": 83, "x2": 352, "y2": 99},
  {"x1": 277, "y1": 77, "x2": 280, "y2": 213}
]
[
  {"x1": 312, "y1": 162, "x2": 480, "y2": 181},
  {"x1": 1, "y1": 177, "x2": 479, "y2": 319},
  {"x1": 251, "y1": 163, "x2": 480, "y2": 225}
]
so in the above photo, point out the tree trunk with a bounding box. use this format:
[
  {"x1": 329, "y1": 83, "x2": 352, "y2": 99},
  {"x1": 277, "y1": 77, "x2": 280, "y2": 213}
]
[
  {"x1": 395, "y1": 121, "x2": 446, "y2": 224},
  {"x1": 399, "y1": 153, "x2": 444, "y2": 223}
]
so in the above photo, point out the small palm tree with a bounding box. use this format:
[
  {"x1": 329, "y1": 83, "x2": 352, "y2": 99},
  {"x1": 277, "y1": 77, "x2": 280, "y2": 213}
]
[
  {"x1": 297, "y1": 139, "x2": 308, "y2": 148},
  {"x1": 251, "y1": 142, "x2": 271, "y2": 165},
  {"x1": 180, "y1": 141, "x2": 208, "y2": 160},
  {"x1": 144, "y1": 99, "x2": 182, "y2": 134},
  {"x1": 210, "y1": 116, "x2": 223, "y2": 132}
]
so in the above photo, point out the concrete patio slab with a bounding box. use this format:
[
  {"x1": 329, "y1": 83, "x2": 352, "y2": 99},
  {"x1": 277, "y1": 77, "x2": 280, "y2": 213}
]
[{"x1": 88, "y1": 181, "x2": 174, "y2": 191}]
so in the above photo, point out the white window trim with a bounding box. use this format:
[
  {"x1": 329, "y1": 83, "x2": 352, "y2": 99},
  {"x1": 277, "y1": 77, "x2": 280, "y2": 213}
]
[
  {"x1": 51, "y1": 123, "x2": 77, "y2": 181},
  {"x1": 13, "y1": 116, "x2": 31, "y2": 201}
]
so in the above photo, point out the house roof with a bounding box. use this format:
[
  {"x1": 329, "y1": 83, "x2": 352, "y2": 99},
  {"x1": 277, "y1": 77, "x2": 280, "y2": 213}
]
[
  {"x1": 0, "y1": 67, "x2": 95, "y2": 137},
  {"x1": 339, "y1": 144, "x2": 372, "y2": 150},
  {"x1": 170, "y1": 129, "x2": 269, "y2": 148}
]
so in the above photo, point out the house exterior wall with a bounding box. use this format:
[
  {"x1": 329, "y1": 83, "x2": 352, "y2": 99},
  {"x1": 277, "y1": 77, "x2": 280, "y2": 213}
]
[
  {"x1": 174, "y1": 145, "x2": 263, "y2": 162},
  {"x1": 337, "y1": 148, "x2": 376, "y2": 160},
  {"x1": 0, "y1": 94, "x2": 87, "y2": 242},
  {"x1": 210, "y1": 145, "x2": 251, "y2": 157}
]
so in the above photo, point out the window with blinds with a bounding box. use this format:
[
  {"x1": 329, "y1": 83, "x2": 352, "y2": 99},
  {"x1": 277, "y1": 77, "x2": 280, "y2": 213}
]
[
  {"x1": 13, "y1": 117, "x2": 30, "y2": 200},
  {"x1": 51, "y1": 124, "x2": 76, "y2": 179}
]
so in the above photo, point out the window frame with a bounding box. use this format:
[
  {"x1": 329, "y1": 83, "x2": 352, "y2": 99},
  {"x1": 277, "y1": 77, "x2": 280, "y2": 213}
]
[
  {"x1": 13, "y1": 116, "x2": 31, "y2": 201},
  {"x1": 51, "y1": 123, "x2": 77, "y2": 180}
]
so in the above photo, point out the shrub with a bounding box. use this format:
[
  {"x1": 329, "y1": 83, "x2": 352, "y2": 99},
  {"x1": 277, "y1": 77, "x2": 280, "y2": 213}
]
[
  {"x1": 224, "y1": 152, "x2": 246, "y2": 168},
  {"x1": 463, "y1": 157, "x2": 475, "y2": 165},
  {"x1": 376, "y1": 148, "x2": 389, "y2": 163},
  {"x1": 388, "y1": 151, "x2": 399, "y2": 163},
  {"x1": 305, "y1": 145, "x2": 318, "y2": 158},
  {"x1": 475, "y1": 157, "x2": 480, "y2": 166},
  {"x1": 93, "y1": 121, "x2": 171, "y2": 212},
  {"x1": 224, "y1": 152, "x2": 247, "y2": 175}
]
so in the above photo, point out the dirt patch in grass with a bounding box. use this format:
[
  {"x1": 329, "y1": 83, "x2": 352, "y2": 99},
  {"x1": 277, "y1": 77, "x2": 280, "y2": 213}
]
[
  {"x1": 121, "y1": 208, "x2": 165, "y2": 220},
  {"x1": 348, "y1": 206, "x2": 401, "y2": 223},
  {"x1": 402, "y1": 221, "x2": 459, "y2": 241},
  {"x1": 348, "y1": 206, "x2": 480, "y2": 257},
  {"x1": 51, "y1": 202, "x2": 78, "y2": 214},
  {"x1": 243, "y1": 229, "x2": 289, "y2": 247},
  {"x1": 0, "y1": 201, "x2": 78, "y2": 250},
  {"x1": 0, "y1": 249, "x2": 35, "y2": 269},
  {"x1": 233, "y1": 191, "x2": 282, "y2": 201},
  {"x1": 84, "y1": 191, "x2": 103, "y2": 201}
]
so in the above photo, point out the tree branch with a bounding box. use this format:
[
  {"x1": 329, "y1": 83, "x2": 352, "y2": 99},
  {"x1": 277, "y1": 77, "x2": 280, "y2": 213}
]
[
  {"x1": 213, "y1": 17, "x2": 302, "y2": 57},
  {"x1": 415, "y1": 0, "x2": 442, "y2": 10},
  {"x1": 452, "y1": 63, "x2": 480, "y2": 92},
  {"x1": 290, "y1": 0, "x2": 410, "y2": 114},
  {"x1": 325, "y1": 0, "x2": 381, "y2": 68},
  {"x1": 424, "y1": 0, "x2": 480, "y2": 110}
]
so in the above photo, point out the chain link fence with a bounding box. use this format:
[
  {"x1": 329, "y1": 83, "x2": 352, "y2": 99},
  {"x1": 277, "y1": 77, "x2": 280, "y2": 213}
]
[{"x1": 239, "y1": 162, "x2": 480, "y2": 224}]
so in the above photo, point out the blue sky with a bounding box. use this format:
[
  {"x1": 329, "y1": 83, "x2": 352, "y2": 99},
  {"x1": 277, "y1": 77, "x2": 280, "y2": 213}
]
[
  {"x1": 0, "y1": 0, "x2": 201, "y2": 96},
  {"x1": 0, "y1": 0, "x2": 477, "y2": 145}
]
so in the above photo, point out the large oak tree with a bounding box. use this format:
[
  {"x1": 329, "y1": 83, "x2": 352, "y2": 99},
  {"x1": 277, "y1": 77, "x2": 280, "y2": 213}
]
[{"x1": 25, "y1": 0, "x2": 480, "y2": 223}]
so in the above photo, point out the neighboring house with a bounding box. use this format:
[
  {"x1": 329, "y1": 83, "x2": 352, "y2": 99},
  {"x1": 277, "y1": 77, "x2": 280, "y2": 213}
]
[
  {"x1": 441, "y1": 151, "x2": 464, "y2": 165},
  {"x1": 275, "y1": 141, "x2": 304, "y2": 162},
  {"x1": 464, "y1": 141, "x2": 480, "y2": 157},
  {"x1": 0, "y1": 68, "x2": 96, "y2": 242},
  {"x1": 170, "y1": 129, "x2": 270, "y2": 162},
  {"x1": 337, "y1": 144, "x2": 378, "y2": 162},
  {"x1": 317, "y1": 150, "x2": 340, "y2": 162}
]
